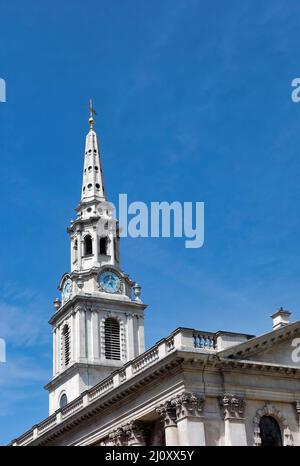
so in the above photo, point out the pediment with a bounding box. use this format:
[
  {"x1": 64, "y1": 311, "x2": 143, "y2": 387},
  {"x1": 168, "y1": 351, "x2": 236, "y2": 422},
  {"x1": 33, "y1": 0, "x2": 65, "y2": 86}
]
[{"x1": 219, "y1": 321, "x2": 300, "y2": 368}]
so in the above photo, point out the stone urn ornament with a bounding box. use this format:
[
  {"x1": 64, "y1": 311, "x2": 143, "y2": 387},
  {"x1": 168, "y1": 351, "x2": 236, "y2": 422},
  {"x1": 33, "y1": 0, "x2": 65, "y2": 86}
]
[{"x1": 133, "y1": 283, "x2": 142, "y2": 303}]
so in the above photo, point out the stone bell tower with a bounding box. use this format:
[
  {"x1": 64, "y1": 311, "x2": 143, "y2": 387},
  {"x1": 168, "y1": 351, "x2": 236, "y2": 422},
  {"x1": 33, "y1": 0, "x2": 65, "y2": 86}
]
[{"x1": 45, "y1": 101, "x2": 147, "y2": 415}]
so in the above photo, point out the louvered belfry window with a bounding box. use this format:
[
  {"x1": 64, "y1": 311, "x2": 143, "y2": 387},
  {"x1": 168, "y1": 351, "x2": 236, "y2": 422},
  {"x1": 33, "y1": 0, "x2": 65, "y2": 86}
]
[
  {"x1": 62, "y1": 324, "x2": 70, "y2": 367},
  {"x1": 104, "y1": 318, "x2": 121, "y2": 360}
]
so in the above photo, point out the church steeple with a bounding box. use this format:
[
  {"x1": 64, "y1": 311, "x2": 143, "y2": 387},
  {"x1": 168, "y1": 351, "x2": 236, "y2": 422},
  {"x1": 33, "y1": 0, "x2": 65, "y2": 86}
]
[
  {"x1": 81, "y1": 99, "x2": 106, "y2": 203},
  {"x1": 46, "y1": 102, "x2": 147, "y2": 415},
  {"x1": 69, "y1": 101, "x2": 118, "y2": 272}
]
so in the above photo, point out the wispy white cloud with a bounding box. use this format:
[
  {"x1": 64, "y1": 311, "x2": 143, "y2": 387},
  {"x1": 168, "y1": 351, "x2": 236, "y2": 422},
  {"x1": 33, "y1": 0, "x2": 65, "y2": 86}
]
[
  {"x1": 0, "y1": 300, "x2": 48, "y2": 347},
  {"x1": 0, "y1": 294, "x2": 50, "y2": 427},
  {"x1": 0, "y1": 356, "x2": 49, "y2": 388},
  {"x1": 0, "y1": 280, "x2": 51, "y2": 353}
]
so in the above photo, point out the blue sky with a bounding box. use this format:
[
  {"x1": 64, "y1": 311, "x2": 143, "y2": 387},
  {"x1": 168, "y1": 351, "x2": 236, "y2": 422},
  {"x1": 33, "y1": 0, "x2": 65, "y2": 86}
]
[{"x1": 1, "y1": 0, "x2": 300, "y2": 444}]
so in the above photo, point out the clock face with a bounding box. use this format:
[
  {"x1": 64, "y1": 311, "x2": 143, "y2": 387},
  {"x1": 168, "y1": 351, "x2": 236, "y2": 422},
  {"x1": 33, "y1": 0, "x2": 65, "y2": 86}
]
[
  {"x1": 62, "y1": 278, "x2": 72, "y2": 303},
  {"x1": 99, "y1": 271, "x2": 121, "y2": 294}
]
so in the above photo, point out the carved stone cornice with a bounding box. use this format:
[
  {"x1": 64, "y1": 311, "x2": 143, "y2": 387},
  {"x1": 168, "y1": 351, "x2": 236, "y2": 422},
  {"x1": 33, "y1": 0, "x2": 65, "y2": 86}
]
[
  {"x1": 156, "y1": 401, "x2": 177, "y2": 427},
  {"x1": 171, "y1": 392, "x2": 205, "y2": 421},
  {"x1": 220, "y1": 394, "x2": 245, "y2": 420}
]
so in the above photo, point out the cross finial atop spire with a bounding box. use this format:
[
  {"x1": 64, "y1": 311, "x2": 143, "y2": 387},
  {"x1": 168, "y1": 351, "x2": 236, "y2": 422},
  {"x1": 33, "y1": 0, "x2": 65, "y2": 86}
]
[{"x1": 89, "y1": 98, "x2": 97, "y2": 130}]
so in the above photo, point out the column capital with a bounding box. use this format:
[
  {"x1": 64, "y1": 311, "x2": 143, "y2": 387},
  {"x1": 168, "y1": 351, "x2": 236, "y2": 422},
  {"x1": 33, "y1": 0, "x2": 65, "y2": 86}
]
[
  {"x1": 109, "y1": 421, "x2": 146, "y2": 446},
  {"x1": 109, "y1": 427, "x2": 127, "y2": 446},
  {"x1": 156, "y1": 401, "x2": 177, "y2": 427},
  {"x1": 171, "y1": 392, "x2": 205, "y2": 421},
  {"x1": 220, "y1": 393, "x2": 246, "y2": 420},
  {"x1": 123, "y1": 420, "x2": 146, "y2": 446}
]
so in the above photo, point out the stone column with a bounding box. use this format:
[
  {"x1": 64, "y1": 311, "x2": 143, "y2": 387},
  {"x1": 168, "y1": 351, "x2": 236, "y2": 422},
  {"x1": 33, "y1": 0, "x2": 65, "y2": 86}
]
[
  {"x1": 156, "y1": 401, "x2": 178, "y2": 446},
  {"x1": 220, "y1": 394, "x2": 247, "y2": 446},
  {"x1": 74, "y1": 309, "x2": 80, "y2": 361},
  {"x1": 110, "y1": 233, "x2": 115, "y2": 263},
  {"x1": 126, "y1": 313, "x2": 135, "y2": 360},
  {"x1": 93, "y1": 227, "x2": 99, "y2": 265},
  {"x1": 78, "y1": 308, "x2": 87, "y2": 361},
  {"x1": 91, "y1": 310, "x2": 100, "y2": 361},
  {"x1": 70, "y1": 238, "x2": 74, "y2": 270},
  {"x1": 77, "y1": 229, "x2": 82, "y2": 270},
  {"x1": 86, "y1": 309, "x2": 92, "y2": 359},
  {"x1": 137, "y1": 315, "x2": 145, "y2": 355},
  {"x1": 56, "y1": 325, "x2": 61, "y2": 372},
  {"x1": 172, "y1": 393, "x2": 206, "y2": 446},
  {"x1": 123, "y1": 421, "x2": 146, "y2": 446},
  {"x1": 70, "y1": 312, "x2": 75, "y2": 363},
  {"x1": 52, "y1": 329, "x2": 57, "y2": 376}
]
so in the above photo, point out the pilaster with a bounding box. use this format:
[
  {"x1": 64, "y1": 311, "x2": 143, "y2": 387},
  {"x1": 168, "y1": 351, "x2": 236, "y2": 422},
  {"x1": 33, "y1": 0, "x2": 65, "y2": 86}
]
[
  {"x1": 171, "y1": 392, "x2": 205, "y2": 446},
  {"x1": 219, "y1": 394, "x2": 247, "y2": 446},
  {"x1": 156, "y1": 401, "x2": 178, "y2": 446},
  {"x1": 126, "y1": 313, "x2": 135, "y2": 360}
]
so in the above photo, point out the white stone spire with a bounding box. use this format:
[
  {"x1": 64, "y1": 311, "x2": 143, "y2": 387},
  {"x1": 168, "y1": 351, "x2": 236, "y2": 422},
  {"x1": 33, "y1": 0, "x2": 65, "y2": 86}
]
[
  {"x1": 47, "y1": 103, "x2": 146, "y2": 415},
  {"x1": 81, "y1": 99, "x2": 106, "y2": 203}
]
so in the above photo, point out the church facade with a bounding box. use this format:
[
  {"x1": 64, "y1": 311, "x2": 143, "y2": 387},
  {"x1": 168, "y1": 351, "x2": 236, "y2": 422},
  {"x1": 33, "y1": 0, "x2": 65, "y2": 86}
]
[{"x1": 11, "y1": 107, "x2": 300, "y2": 446}]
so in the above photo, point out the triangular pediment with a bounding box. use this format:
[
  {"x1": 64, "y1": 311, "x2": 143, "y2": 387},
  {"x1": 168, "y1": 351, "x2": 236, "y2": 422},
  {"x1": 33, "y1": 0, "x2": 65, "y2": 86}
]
[{"x1": 218, "y1": 321, "x2": 300, "y2": 368}]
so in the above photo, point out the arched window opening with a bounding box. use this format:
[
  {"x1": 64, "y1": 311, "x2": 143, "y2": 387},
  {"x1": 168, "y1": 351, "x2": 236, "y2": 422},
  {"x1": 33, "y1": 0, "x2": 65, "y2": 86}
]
[
  {"x1": 60, "y1": 393, "x2": 68, "y2": 409},
  {"x1": 62, "y1": 324, "x2": 70, "y2": 367},
  {"x1": 100, "y1": 237, "x2": 108, "y2": 255},
  {"x1": 84, "y1": 235, "x2": 93, "y2": 255},
  {"x1": 104, "y1": 318, "x2": 120, "y2": 360},
  {"x1": 259, "y1": 416, "x2": 282, "y2": 446}
]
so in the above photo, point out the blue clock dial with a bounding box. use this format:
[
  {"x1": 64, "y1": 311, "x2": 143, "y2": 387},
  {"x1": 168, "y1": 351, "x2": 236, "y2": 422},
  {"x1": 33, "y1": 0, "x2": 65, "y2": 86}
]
[
  {"x1": 99, "y1": 271, "x2": 121, "y2": 294},
  {"x1": 62, "y1": 278, "x2": 72, "y2": 303}
]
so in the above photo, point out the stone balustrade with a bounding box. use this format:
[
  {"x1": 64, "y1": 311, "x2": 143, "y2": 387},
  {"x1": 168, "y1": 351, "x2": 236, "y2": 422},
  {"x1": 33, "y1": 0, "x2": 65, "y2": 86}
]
[
  {"x1": 193, "y1": 332, "x2": 216, "y2": 350},
  {"x1": 88, "y1": 378, "x2": 114, "y2": 402},
  {"x1": 14, "y1": 430, "x2": 34, "y2": 446},
  {"x1": 12, "y1": 326, "x2": 218, "y2": 446},
  {"x1": 132, "y1": 347, "x2": 159, "y2": 373},
  {"x1": 61, "y1": 398, "x2": 84, "y2": 418},
  {"x1": 37, "y1": 414, "x2": 57, "y2": 435}
]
